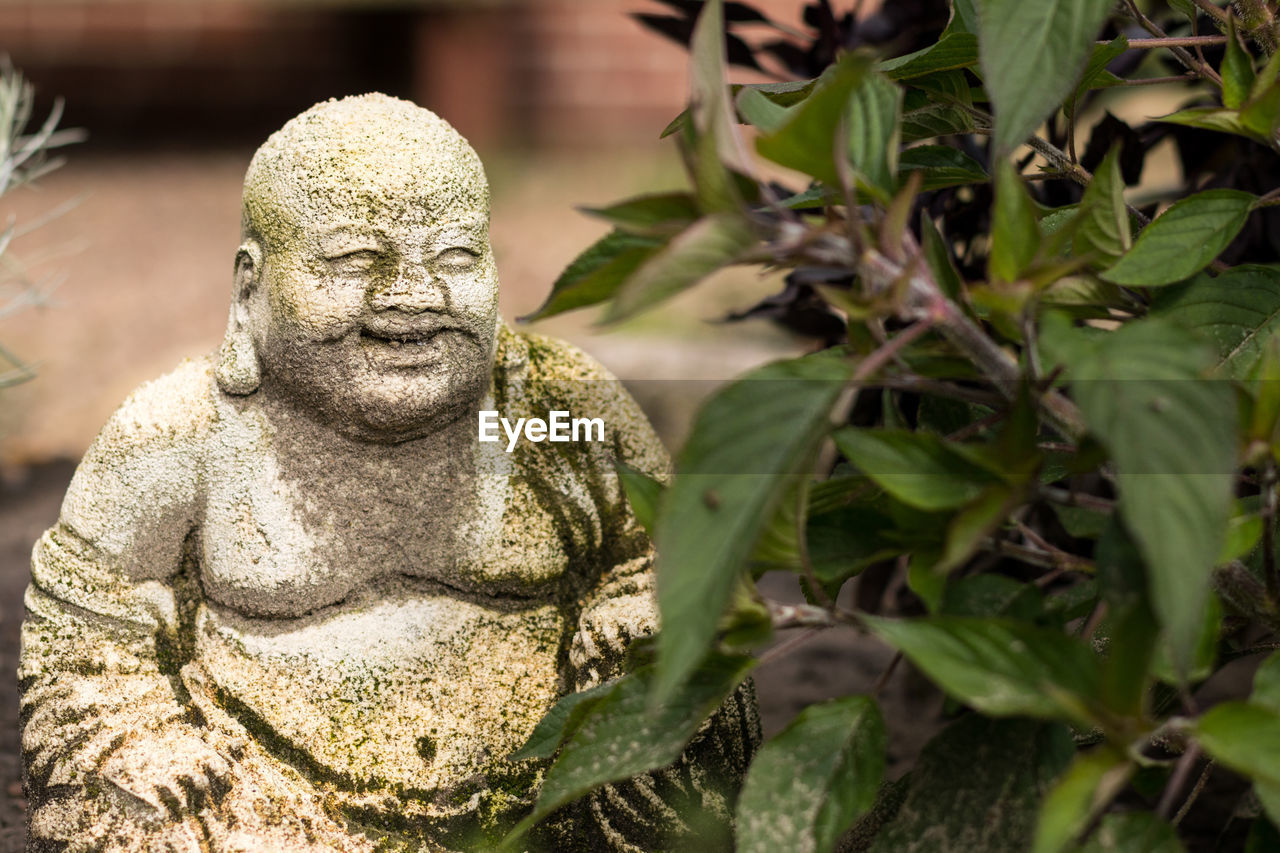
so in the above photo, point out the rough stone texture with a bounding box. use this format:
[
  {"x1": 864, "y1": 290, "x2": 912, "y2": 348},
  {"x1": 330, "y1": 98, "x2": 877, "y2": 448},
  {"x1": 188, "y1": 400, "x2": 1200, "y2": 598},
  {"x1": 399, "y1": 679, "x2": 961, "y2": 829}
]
[{"x1": 18, "y1": 95, "x2": 758, "y2": 852}]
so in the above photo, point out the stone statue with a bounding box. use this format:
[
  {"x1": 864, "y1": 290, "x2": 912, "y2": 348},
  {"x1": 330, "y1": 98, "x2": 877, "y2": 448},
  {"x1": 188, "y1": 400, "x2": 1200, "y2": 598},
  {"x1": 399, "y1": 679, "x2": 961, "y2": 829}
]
[{"x1": 19, "y1": 94, "x2": 758, "y2": 852}]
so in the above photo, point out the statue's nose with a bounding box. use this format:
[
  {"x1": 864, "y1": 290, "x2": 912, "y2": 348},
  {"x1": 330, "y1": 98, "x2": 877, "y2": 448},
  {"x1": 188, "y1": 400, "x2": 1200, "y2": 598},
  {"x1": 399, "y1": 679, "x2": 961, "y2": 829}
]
[{"x1": 369, "y1": 261, "x2": 448, "y2": 314}]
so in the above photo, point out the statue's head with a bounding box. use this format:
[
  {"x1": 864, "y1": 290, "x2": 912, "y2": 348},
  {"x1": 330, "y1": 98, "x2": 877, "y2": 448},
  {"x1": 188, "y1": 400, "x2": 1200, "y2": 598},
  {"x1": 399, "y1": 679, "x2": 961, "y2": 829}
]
[{"x1": 216, "y1": 93, "x2": 498, "y2": 442}]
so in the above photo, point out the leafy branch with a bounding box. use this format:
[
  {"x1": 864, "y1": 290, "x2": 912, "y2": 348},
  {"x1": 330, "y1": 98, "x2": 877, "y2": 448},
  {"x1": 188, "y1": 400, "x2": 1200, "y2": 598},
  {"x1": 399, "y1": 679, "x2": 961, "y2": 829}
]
[{"x1": 505, "y1": 0, "x2": 1280, "y2": 850}]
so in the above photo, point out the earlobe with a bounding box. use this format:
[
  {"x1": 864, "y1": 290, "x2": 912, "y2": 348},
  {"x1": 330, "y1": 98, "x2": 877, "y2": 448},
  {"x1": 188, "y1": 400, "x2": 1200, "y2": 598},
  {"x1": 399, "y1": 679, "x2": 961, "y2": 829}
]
[
  {"x1": 215, "y1": 241, "x2": 263, "y2": 396},
  {"x1": 234, "y1": 241, "x2": 263, "y2": 299}
]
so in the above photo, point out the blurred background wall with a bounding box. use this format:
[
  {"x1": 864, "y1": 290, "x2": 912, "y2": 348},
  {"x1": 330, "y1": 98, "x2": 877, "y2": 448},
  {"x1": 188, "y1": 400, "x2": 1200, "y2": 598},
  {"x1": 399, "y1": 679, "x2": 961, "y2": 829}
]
[{"x1": 0, "y1": 0, "x2": 808, "y2": 466}]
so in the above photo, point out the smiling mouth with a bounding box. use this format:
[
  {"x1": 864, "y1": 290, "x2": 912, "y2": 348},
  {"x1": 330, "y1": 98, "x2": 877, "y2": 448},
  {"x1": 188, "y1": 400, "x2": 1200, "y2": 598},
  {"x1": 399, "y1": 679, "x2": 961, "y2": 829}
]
[{"x1": 359, "y1": 328, "x2": 444, "y2": 347}]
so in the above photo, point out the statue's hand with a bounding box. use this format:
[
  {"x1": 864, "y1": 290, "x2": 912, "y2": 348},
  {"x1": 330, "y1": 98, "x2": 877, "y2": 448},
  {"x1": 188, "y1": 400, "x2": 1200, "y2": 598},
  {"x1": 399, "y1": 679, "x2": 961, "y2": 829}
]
[
  {"x1": 570, "y1": 593, "x2": 657, "y2": 690},
  {"x1": 100, "y1": 726, "x2": 236, "y2": 817}
]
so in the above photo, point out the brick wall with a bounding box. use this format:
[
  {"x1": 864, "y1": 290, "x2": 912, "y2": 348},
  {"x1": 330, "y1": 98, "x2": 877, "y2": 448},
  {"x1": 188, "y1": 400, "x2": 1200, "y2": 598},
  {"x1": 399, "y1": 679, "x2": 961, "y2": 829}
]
[{"x1": 0, "y1": 0, "x2": 816, "y2": 149}]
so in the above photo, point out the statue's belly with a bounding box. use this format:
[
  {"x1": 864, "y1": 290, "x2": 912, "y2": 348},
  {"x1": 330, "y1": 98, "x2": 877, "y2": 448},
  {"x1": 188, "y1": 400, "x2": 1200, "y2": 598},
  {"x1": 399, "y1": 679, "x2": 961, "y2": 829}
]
[{"x1": 194, "y1": 584, "x2": 564, "y2": 799}]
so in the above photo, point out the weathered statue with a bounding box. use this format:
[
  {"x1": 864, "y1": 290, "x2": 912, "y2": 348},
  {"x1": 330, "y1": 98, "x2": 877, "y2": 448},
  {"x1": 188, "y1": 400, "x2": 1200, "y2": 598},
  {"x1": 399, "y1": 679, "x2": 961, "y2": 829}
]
[{"x1": 20, "y1": 94, "x2": 758, "y2": 852}]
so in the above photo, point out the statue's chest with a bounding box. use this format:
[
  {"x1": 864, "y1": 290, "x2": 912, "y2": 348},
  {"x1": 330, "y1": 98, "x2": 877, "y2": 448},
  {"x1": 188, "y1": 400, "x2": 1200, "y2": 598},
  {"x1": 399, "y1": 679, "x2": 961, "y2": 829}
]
[{"x1": 198, "y1": 438, "x2": 576, "y2": 617}]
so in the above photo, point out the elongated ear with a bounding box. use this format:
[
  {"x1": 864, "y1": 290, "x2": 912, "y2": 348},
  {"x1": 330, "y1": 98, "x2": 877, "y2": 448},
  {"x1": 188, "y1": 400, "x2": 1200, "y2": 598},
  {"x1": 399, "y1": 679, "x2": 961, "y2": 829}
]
[{"x1": 214, "y1": 241, "x2": 263, "y2": 396}]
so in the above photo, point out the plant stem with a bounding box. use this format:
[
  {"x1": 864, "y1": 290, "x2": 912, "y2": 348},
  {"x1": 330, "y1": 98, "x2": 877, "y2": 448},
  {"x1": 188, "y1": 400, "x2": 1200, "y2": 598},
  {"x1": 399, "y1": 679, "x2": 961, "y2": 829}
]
[
  {"x1": 1172, "y1": 759, "x2": 1214, "y2": 826},
  {"x1": 765, "y1": 600, "x2": 854, "y2": 629},
  {"x1": 1117, "y1": 73, "x2": 1200, "y2": 85},
  {"x1": 1157, "y1": 744, "x2": 1204, "y2": 820},
  {"x1": 872, "y1": 652, "x2": 903, "y2": 696},
  {"x1": 986, "y1": 538, "x2": 1096, "y2": 573},
  {"x1": 1117, "y1": 35, "x2": 1227, "y2": 47},
  {"x1": 1191, "y1": 0, "x2": 1230, "y2": 25},
  {"x1": 1122, "y1": 0, "x2": 1224, "y2": 85},
  {"x1": 1264, "y1": 458, "x2": 1278, "y2": 602},
  {"x1": 853, "y1": 318, "x2": 936, "y2": 381},
  {"x1": 873, "y1": 377, "x2": 1004, "y2": 407},
  {"x1": 1023, "y1": 134, "x2": 1153, "y2": 227},
  {"x1": 815, "y1": 318, "x2": 938, "y2": 474},
  {"x1": 757, "y1": 628, "x2": 820, "y2": 665},
  {"x1": 1038, "y1": 486, "x2": 1116, "y2": 514},
  {"x1": 946, "y1": 409, "x2": 1007, "y2": 442},
  {"x1": 794, "y1": 478, "x2": 834, "y2": 608}
]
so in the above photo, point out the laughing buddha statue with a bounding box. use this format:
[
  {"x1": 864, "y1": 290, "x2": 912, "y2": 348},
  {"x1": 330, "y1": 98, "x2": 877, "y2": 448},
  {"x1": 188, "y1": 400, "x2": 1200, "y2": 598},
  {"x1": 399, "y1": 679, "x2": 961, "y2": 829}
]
[{"x1": 19, "y1": 94, "x2": 758, "y2": 852}]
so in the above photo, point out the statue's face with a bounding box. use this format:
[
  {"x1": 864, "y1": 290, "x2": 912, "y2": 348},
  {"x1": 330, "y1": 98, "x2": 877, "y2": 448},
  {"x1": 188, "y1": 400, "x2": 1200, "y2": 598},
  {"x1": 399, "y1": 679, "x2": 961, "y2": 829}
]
[{"x1": 247, "y1": 164, "x2": 499, "y2": 442}]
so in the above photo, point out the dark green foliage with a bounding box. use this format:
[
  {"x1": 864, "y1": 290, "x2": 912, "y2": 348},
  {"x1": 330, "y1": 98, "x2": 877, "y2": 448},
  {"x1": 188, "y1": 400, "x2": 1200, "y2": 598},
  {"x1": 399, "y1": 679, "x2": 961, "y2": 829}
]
[{"x1": 506, "y1": 1, "x2": 1280, "y2": 849}]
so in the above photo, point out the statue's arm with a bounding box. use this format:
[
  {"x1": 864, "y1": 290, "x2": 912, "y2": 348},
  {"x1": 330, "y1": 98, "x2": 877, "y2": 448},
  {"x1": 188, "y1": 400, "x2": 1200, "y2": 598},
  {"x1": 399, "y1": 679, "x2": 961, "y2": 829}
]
[
  {"x1": 565, "y1": 366, "x2": 670, "y2": 690},
  {"x1": 537, "y1": 345, "x2": 762, "y2": 851},
  {"x1": 19, "y1": 361, "x2": 232, "y2": 823}
]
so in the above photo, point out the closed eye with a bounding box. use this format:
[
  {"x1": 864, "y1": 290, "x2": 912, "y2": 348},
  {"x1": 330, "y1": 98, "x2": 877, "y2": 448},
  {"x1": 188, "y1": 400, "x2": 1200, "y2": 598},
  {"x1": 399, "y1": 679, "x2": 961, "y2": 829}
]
[
  {"x1": 326, "y1": 249, "x2": 381, "y2": 272},
  {"x1": 433, "y1": 247, "x2": 479, "y2": 272}
]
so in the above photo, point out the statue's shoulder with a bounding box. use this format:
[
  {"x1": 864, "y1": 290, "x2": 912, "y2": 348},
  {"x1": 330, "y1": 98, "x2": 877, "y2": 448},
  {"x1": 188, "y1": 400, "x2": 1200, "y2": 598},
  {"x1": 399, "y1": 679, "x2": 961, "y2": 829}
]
[
  {"x1": 501, "y1": 326, "x2": 619, "y2": 383},
  {"x1": 497, "y1": 326, "x2": 633, "y2": 414},
  {"x1": 92, "y1": 356, "x2": 219, "y2": 452},
  {"x1": 496, "y1": 325, "x2": 670, "y2": 476}
]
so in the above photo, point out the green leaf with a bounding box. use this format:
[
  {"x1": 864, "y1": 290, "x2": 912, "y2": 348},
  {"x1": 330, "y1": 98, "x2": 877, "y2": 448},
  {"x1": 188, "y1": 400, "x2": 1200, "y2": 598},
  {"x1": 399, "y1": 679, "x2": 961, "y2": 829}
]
[
  {"x1": 1101, "y1": 189, "x2": 1255, "y2": 286},
  {"x1": 1051, "y1": 503, "x2": 1109, "y2": 539},
  {"x1": 1149, "y1": 591, "x2": 1221, "y2": 685},
  {"x1": 1157, "y1": 106, "x2": 1265, "y2": 145},
  {"x1": 720, "y1": 574, "x2": 773, "y2": 650},
  {"x1": 1223, "y1": 19, "x2": 1256, "y2": 110},
  {"x1": 604, "y1": 213, "x2": 755, "y2": 322},
  {"x1": 616, "y1": 461, "x2": 663, "y2": 537},
  {"x1": 869, "y1": 716, "x2": 1074, "y2": 853},
  {"x1": 1222, "y1": 507, "x2": 1264, "y2": 563},
  {"x1": 935, "y1": 483, "x2": 1022, "y2": 574},
  {"x1": 690, "y1": 0, "x2": 751, "y2": 178},
  {"x1": 1092, "y1": 522, "x2": 1158, "y2": 713},
  {"x1": 907, "y1": 550, "x2": 948, "y2": 611},
  {"x1": 777, "y1": 185, "x2": 838, "y2": 209},
  {"x1": 683, "y1": 0, "x2": 751, "y2": 214},
  {"x1": 1073, "y1": 36, "x2": 1129, "y2": 99},
  {"x1": 942, "y1": 575, "x2": 1042, "y2": 621},
  {"x1": 909, "y1": 69, "x2": 975, "y2": 106},
  {"x1": 833, "y1": 428, "x2": 1000, "y2": 511},
  {"x1": 756, "y1": 52, "x2": 874, "y2": 186},
  {"x1": 1251, "y1": 651, "x2": 1280, "y2": 714},
  {"x1": 1246, "y1": 818, "x2": 1280, "y2": 853},
  {"x1": 950, "y1": 0, "x2": 981, "y2": 35},
  {"x1": 863, "y1": 615, "x2": 1101, "y2": 723},
  {"x1": 1044, "y1": 317, "x2": 1237, "y2": 675},
  {"x1": 1099, "y1": 601, "x2": 1159, "y2": 716},
  {"x1": 736, "y1": 87, "x2": 791, "y2": 132},
  {"x1": 580, "y1": 193, "x2": 700, "y2": 236},
  {"x1": 879, "y1": 31, "x2": 979, "y2": 80},
  {"x1": 1033, "y1": 747, "x2": 1132, "y2": 853},
  {"x1": 1073, "y1": 146, "x2": 1130, "y2": 263},
  {"x1": 736, "y1": 697, "x2": 886, "y2": 853},
  {"x1": 900, "y1": 145, "x2": 989, "y2": 191},
  {"x1": 806, "y1": 502, "x2": 909, "y2": 584},
  {"x1": 1076, "y1": 813, "x2": 1185, "y2": 852},
  {"x1": 846, "y1": 72, "x2": 903, "y2": 200},
  {"x1": 901, "y1": 101, "x2": 977, "y2": 141},
  {"x1": 507, "y1": 681, "x2": 614, "y2": 762},
  {"x1": 521, "y1": 230, "x2": 663, "y2": 321},
  {"x1": 1241, "y1": 46, "x2": 1280, "y2": 142},
  {"x1": 1152, "y1": 265, "x2": 1280, "y2": 378},
  {"x1": 920, "y1": 212, "x2": 965, "y2": 298},
  {"x1": 503, "y1": 654, "x2": 754, "y2": 848},
  {"x1": 1045, "y1": 580, "x2": 1099, "y2": 622},
  {"x1": 1196, "y1": 701, "x2": 1280, "y2": 825},
  {"x1": 990, "y1": 160, "x2": 1042, "y2": 283},
  {"x1": 978, "y1": 0, "x2": 1115, "y2": 152},
  {"x1": 653, "y1": 354, "x2": 851, "y2": 702}
]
